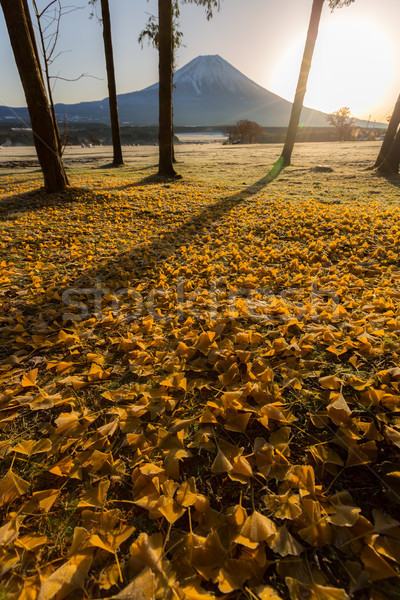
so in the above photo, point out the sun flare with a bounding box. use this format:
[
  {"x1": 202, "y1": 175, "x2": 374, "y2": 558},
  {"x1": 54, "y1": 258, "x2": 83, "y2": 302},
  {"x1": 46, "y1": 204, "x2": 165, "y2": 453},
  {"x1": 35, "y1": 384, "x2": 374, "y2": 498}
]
[{"x1": 269, "y1": 17, "x2": 394, "y2": 121}]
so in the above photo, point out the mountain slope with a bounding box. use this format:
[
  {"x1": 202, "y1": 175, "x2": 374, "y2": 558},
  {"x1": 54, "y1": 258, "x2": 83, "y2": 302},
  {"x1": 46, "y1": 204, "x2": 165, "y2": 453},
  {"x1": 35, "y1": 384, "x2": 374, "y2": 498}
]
[
  {"x1": 116, "y1": 54, "x2": 329, "y2": 127},
  {"x1": 0, "y1": 55, "x2": 339, "y2": 127}
]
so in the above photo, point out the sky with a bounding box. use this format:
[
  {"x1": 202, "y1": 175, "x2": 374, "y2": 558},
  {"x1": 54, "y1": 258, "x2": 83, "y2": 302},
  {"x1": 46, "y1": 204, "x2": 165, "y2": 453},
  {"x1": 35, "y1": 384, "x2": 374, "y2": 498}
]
[{"x1": 0, "y1": 0, "x2": 399, "y2": 122}]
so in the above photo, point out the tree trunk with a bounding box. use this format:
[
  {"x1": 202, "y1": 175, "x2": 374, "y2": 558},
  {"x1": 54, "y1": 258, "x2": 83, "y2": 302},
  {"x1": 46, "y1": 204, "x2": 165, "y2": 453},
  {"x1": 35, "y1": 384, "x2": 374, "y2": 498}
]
[
  {"x1": 158, "y1": 0, "x2": 177, "y2": 177},
  {"x1": 1, "y1": 0, "x2": 68, "y2": 192},
  {"x1": 377, "y1": 128, "x2": 400, "y2": 175},
  {"x1": 374, "y1": 92, "x2": 400, "y2": 169},
  {"x1": 100, "y1": 0, "x2": 123, "y2": 166},
  {"x1": 280, "y1": 0, "x2": 324, "y2": 166},
  {"x1": 22, "y1": 0, "x2": 43, "y2": 84},
  {"x1": 31, "y1": 0, "x2": 63, "y2": 157}
]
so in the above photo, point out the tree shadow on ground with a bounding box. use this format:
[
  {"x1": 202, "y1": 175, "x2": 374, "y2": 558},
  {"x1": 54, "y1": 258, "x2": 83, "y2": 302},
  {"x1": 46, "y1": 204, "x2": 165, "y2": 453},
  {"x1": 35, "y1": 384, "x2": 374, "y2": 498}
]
[
  {"x1": 0, "y1": 186, "x2": 106, "y2": 220},
  {"x1": 375, "y1": 172, "x2": 400, "y2": 189},
  {"x1": 0, "y1": 158, "x2": 285, "y2": 222},
  {"x1": 93, "y1": 162, "x2": 159, "y2": 172},
  {"x1": 115, "y1": 173, "x2": 184, "y2": 189},
  {"x1": 0, "y1": 159, "x2": 285, "y2": 357}
]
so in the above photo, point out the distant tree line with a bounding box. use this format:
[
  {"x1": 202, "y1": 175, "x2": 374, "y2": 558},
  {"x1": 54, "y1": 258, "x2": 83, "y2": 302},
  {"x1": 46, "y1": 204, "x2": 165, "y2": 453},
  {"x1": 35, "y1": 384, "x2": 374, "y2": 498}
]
[{"x1": 1, "y1": 120, "x2": 385, "y2": 149}]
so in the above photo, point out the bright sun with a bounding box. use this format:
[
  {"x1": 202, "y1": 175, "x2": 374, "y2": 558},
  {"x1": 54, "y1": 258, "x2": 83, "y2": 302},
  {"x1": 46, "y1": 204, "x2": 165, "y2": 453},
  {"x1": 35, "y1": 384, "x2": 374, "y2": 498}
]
[{"x1": 269, "y1": 18, "x2": 394, "y2": 121}]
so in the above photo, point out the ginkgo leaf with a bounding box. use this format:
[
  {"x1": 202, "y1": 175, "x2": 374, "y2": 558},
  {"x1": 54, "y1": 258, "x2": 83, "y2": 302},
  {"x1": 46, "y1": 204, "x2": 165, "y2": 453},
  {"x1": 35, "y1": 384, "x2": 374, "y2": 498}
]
[
  {"x1": 360, "y1": 545, "x2": 399, "y2": 581},
  {"x1": 327, "y1": 393, "x2": 352, "y2": 426},
  {"x1": 252, "y1": 585, "x2": 284, "y2": 600},
  {"x1": 263, "y1": 491, "x2": 302, "y2": 521},
  {"x1": 37, "y1": 551, "x2": 93, "y2": 600},
  {"x1": 285, "y1": 578, "x2": 349, "y2": 600},
  {"x1": 226, "y1": 504, "x2": 248, "y2": 528},
  {"x1": 268, "y1": 526, "x2": 304, "y2": 557},
  {"x1": 30, "y1": 489, "x2": 60, "y2": 513},
  {"x1": 196, "y1": 331, "x2": 216, "y2": 354},
  {"x1": 372, "y1": 535, "x2": 400, "y2": 564},
  {"x1": 15, "y1": 534, "x2": 48, "y2": 551},
  {"x1": 0, "y1": 470, "x2": 30, "y2": 507},
  {"x1": 179, "y1": 581, "x2": 218, "y2": 599},
  {"x1": 98, "y1": 562, "x2": 120, "y2": 591},
  {"x1": 0, "y1": 515, "x2": 23, "y2": 546},
  {"x1": 176, "y1": 477, "x2": 198, "y2": 507},
  {"x1": 318, "y1": 375, "x2": 343, "y2": 390},
  {"x1": 129, "y1": 533, "x2": 164, "y2": 575},
  {"x1": 211, "y1": 447, "x2": 233, "y2": 474},
  {"x1": 157, "y1": 495, "x2": 186, "y2": 524},
  {"x1": 236, "y1": 511, "x2": 276, "y2": 546},
  {"x1": 111, "y1": 567, "x2": 157, "y2": 600},
  {"x1": 0, "y1": 547, "x2": 19, "y2": 579},
  {"x1": 384, "y1": 426, "x2": 400, "y2": 448},
  {"x1": 90, "y1": 523, "x2": 135, "y2": 553},
  {"x1": 12, "y1": 438, "x2": 52, "y2": 456},
  {"x1": 287, "y1": 465, "x2": 316, "y2": 496},
  {"x1": 217, "y1": 558, "x2": 256, "y2": 593},
  {"x1": 326, "y1": 504, "x2": 361, "y2": 527},
  {"x1": 21, "y1": 368, "x2": 38, "y2": 387},
  {"x1": 308, "y1": 444, "x2": 344, "y2": 466},
  {"x1": 78, "y1": 481, "x2": 110, "y2": 508},
  {"x1": 372, "y1": 509, "x2": 400, "y2": 535},
  {"x1": 186, "y1": 530, "x2": 226, "y2": 580}
]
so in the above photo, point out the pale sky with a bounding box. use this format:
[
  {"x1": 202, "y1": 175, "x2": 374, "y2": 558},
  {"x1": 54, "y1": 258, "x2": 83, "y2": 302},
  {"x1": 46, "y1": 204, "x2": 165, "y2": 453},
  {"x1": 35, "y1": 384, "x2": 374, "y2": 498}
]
[{"x1": 0, "y1": 0, "x2": 399, "y2": 122}]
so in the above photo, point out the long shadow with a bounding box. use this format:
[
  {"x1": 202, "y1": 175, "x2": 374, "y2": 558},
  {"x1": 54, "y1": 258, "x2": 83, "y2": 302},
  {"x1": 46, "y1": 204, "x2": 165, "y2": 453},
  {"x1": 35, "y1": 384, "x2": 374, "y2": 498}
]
[
  {"x1": 0, "y1": 158, "x2": 285, "y2": 220},
  {"x1": 100, "y1": 158, "x2": 285, "y2": 194},
  {"x1": 0, "y1": 159, "x2": 285, "y2": 358},
  {"x1": 114, "y1": 173, "x2": 183, "y2": 189},
  {"x1": 376, "y1": 172, "x2": 400, "y2": 189},
  {"x1": 94, "y1": 162, "x2": 159, "y2": 172},
  {"x1": 70, "y1": 166, "x2": 283, "y2": 290},
  {"x1": 0, "y1": 168, "x2": 182, "y2": 219},
  {"x1": 0, "y1": 186, "x2": 109, "y2": 221},
  {"x1": 0, "y1": 171, "x2": 186, "y2": 220}
]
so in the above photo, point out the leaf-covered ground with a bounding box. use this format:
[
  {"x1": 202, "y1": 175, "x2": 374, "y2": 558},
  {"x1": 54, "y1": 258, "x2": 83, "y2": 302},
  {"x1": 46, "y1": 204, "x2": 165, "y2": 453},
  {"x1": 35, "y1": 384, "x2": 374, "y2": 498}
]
[{"x1": 1, "y1": 143, "x2": 400, "y2": 599}]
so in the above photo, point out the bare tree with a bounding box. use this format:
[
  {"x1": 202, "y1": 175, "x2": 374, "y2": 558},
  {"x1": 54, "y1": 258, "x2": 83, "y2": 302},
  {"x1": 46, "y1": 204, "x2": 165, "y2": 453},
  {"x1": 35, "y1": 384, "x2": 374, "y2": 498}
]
[
  {"x1": 377, "y1": 128, "x2": 400, "y2": 175},
  {"x1": 31, "y1": 0, "x2": 64, "y2": 155},
  {"x1": 139, "y1": 2, "x2": 182, "y2": 165},
  {"x1": 1, "y1": 0, "x2": 69, "y2": 192},
  {"x1": 158, "y1": 0, "x2": 176, "y2": 177},
  {"x1": 32, "y1": 1, "x2": 93, "y2": 156},
  {"x1": 374, "y1": 93, "x2": 400, "y2": 171},
  {"x1": 280, "y1": 0, "x2": 355, "y2": 167},
  {"x1": 89, "y1": 0, "x2": 123, "y2": 166},
  {"x1": 141, "y1": 0, "x2": 221, "y2": 177}
]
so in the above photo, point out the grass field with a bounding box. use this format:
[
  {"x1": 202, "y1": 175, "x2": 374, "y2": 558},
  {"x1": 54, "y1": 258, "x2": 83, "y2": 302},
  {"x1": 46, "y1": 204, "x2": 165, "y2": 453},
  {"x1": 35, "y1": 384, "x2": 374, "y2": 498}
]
[{"x1": 1, "y1": 141, "x2": 400, "y2": 599}]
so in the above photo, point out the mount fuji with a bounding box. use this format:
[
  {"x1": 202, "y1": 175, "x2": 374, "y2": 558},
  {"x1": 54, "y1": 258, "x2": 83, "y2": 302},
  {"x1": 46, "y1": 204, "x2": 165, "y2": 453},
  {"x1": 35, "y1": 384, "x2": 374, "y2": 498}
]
[{"x1": 0, "y1": 55, "x2": 329, "y2": 127}]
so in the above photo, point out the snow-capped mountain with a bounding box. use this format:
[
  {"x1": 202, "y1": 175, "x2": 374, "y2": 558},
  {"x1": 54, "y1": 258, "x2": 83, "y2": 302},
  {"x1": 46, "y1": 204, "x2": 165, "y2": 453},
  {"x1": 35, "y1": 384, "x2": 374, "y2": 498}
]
[{"x1": 0, "y1": 55, "x2": 329, "y2": 127}]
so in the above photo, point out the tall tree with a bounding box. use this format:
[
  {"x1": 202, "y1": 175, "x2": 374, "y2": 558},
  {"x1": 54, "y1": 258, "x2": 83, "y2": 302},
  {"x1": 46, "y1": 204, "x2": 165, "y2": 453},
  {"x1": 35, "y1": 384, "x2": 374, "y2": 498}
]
[
  {"x1": 280, "y1": 0, "x2": 324, "y2": 167},
  {"x1": 89, "y1": 0, "x2": 123, "y2": 166},
  {"x1": 89, "y1": 0, "x2": 123, "y2": 165},
  {"x1": 280, "y1": 0, "x2": 354, "y2": 167},
  {"x1": 158, "y1": 0, "x2": 177, "y2": 177},
  {"x1": 374, "y1": 92, "x2": 400, "y2": 170},
  {"x1": 99, "y1": 0, "x2": 123, "y2": 166},
  {"x1": 139, "y1": 2, "x2": 183, "y2": 165},
  {"x1": 150, "y1": 0, "x2": 220, "y2": 177},
  {"x1": 1, "y1": 0, "x2": 69, "y2": 192}
]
